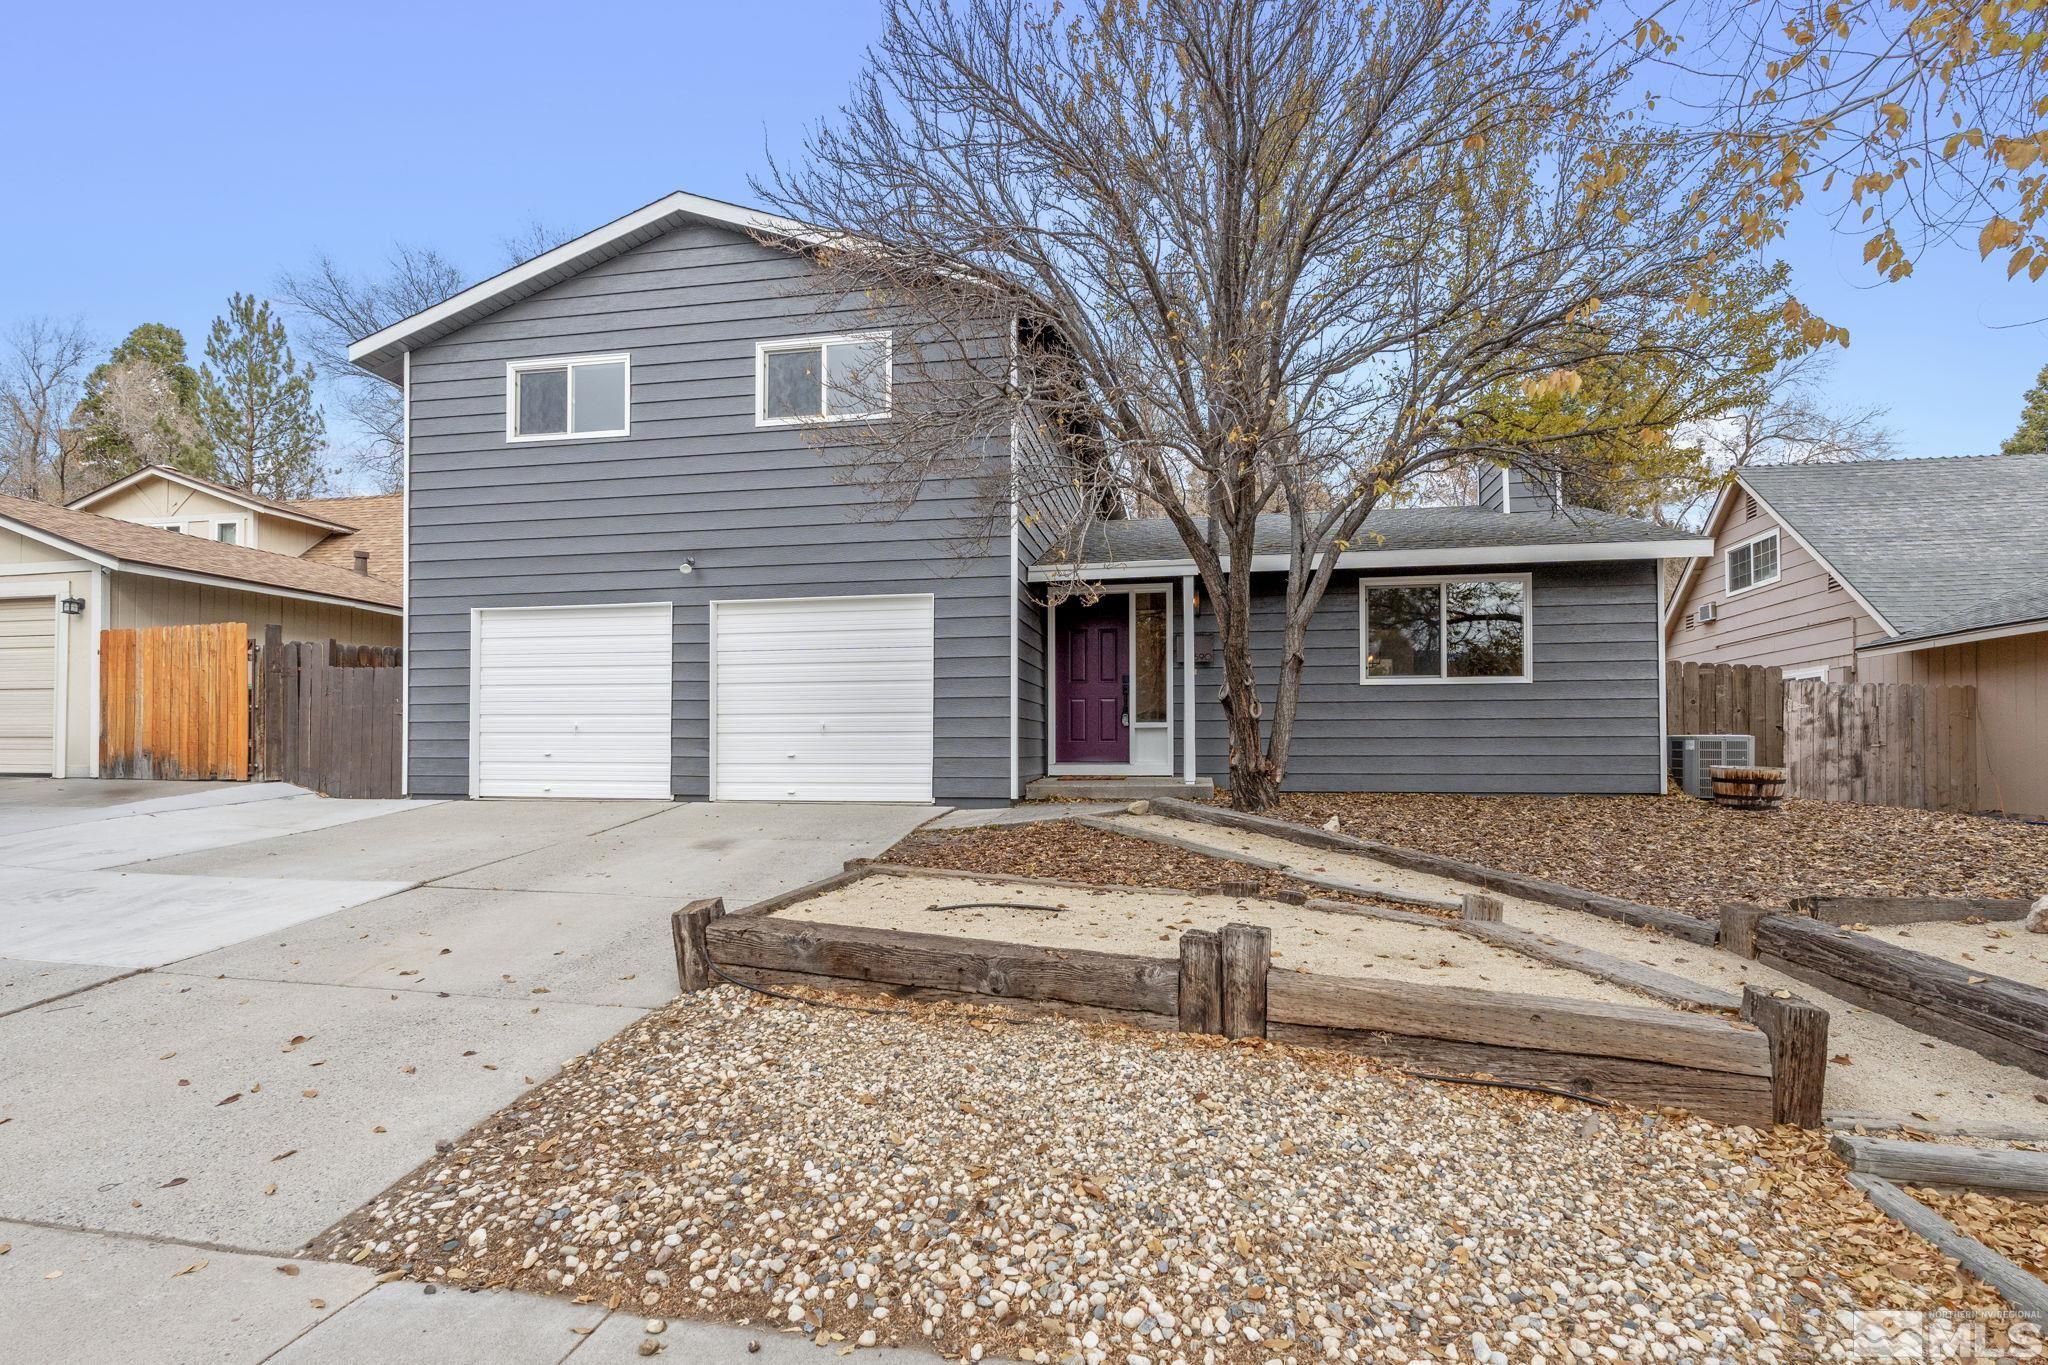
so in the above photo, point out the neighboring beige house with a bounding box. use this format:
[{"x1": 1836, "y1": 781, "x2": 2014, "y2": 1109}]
[
  {"x1": 0, "y1": 466, "x2": 402, "y2": 778},
  {"x1": 1665, "y1": 453, "x2": 2048, "y2": 818}
]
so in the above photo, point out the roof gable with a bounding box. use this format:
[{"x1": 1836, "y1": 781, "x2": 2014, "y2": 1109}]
[
  {"x1": 1740, "y1": 453, "x2": 2048, "y2": 640},
  {"x1": 68, "y1": 464, "x2": 357, "y2": 534},
  {"x1": 347, "y1": 191, "x2": 813, "y2": 382}
]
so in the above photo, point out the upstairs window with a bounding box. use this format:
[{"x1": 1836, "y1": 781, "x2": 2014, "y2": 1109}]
[
  {"x1": 757, "y1": 333, "x2": 890, "y2": 425},
  {"x1": 507, "y1": 354, "x2": 630, "y2": 441},
  {"x1": 1361, "y1": 576, "x2": 1530, "y2": 683},
  {"x1": 1726, "y1": 529, "x2": 1780, "y2": 595}
]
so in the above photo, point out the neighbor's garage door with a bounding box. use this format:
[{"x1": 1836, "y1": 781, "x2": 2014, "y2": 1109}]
[
  {"x1": 473, "y1": 604, "x2": 672, "y2": 798},
  {"x1": 0, "y1": 598, "x2": 57, "y2": 775},
  {"x1": 711, "y1": 595, "x2": 934, "y2": 802}
]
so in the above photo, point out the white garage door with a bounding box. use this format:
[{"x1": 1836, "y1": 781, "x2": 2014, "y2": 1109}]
[
  {"x1": 712, "y1": 594, "x2": 934, "y2": 803},
  {"x1": 473, "y1": 604, "x2": 672, "y2": 799},
  {"x1": 0, "y1": 598, "x2": 57, "y2": 776}
]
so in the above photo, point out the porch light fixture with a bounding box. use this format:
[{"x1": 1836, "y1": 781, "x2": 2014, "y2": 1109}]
[
  {"x1": 59, "y1": 597, "x2": 85, "y2": 615},
  {"x1": 677, "y1": 558, "x2": 697, "y2": 576}
]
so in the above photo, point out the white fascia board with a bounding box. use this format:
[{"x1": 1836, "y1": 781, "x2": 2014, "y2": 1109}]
[
  {"x1": 349, "y1": 191, "x2": 816, "y2": 375},
  {"x1": 1028, "y1": 538, "x2": 1713, "y2": 583},
  {"x1": 1857, "y1": 616, "x2": 2048, "y2": 656},
  {"x1": 68, "y1": 465, "x2": 354, "y2": 532},
  {"x1": 1736, "y1": 477, "x2": 1898, "y2": 636},
  {"x1": 0, "y1": 514, "x2": 120, "y2": 570}
]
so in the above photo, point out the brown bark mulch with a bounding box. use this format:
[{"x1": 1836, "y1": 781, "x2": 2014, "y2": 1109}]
[
  {"x1": 1263, "y1": 792, "x2": 2048, "y2": 918},
  {"x1": 884, "y1": 819, "x2": 1414, "y2": 910},
  {"x1": 1908, "y1": 1186, "x2": 2048, "y2": 1281}
]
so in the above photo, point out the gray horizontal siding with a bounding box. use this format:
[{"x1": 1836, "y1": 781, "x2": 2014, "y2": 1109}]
[
  {"x1": 406, "y1": 220, "x2": 1014, "y2": 802},
  {"x1": 1191, "y1": 561, "x2": 1664, "y2": 794}
]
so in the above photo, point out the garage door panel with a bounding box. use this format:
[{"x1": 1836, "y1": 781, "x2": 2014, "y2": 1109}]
[
  {"x1": 474, "y1": 604, "x2": 672, "y2": 799},
  {"x1": 0, "y1": 598, "x2": 55, "y2": 776},
  {"x1": 712, "y1": 595, "x2": 934, "y2": 803}
]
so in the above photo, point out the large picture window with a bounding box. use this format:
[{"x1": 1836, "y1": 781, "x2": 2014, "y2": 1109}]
[
  {"x1": 757, "y1": 333, "x2": 891, "y2": 425},
  {"x1": 1725, "y1": 529, "x2": 1780, "y2": 595},
  {"x1": 1361, "y1": 576, "x2": 1530, "y2": 683},
  {"x1": 507, "y1": 354, "x2": 630, "y2": 442}
]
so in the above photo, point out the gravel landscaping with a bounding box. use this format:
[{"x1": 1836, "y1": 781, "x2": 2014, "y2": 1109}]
[
  {"x1": 313, "y1": 988, "x2": 2014, "y2": 1362},
  {"x1": 1261, "y1": 793, "x2": 2048, "y2": 917}
]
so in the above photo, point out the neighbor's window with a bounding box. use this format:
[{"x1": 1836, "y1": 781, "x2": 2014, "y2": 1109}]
[
  {"x1": 1362, "y1": 577, "x2": 1529, "y2": 682},
  {"x1": 215, "y1": 522, "x2": 238, "y2": 545},
  {"x1": 1726, "y1": 529, "x2": 1780, "y2": 595},
  {"x1": 757, "y1": 334, "x2": 890, "y2": 424},
  {"x1": 508, "y1": 355, "x2": 630, "y2": 441}
]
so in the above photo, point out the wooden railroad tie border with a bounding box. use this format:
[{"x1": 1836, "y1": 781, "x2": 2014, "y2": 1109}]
[{"x1": 1849, "y1": 1174, "x2": 2048, "y2": 1327}]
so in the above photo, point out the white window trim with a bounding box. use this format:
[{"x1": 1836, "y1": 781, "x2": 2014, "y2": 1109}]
[
  {"x1": 504, "y1": 352, "x2": 632, "y2": 444},
  {"x1": 754, "y1": 332, "x2": 893, "y2": 427},
  {"x1": 1045, "y1": 581, "x2": 1176, "y2": 776},
  {"x1": 1723, "y1": 527, "x2": 1780, "y2": 597},
  {"x1": 1358, "y1": 572, "x2": 1534, "y2": 686},
  {"x1": 137, "y1": 514, "x2": 251, "y2": 544}
]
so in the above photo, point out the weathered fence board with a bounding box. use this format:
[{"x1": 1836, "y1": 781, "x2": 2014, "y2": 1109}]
[
  {"x1": 1666, "y1": 662, "x2": 1785, "y2": 765},
  {"x1": 1784, "y1": 679, "x2": 1978, "y2": 814},
  {"x1": 253, "y1": 625, "x2": 403, "y2": 798},
  {"x1": 99, "y1": 623, "x2": 249, "y2": 780}
]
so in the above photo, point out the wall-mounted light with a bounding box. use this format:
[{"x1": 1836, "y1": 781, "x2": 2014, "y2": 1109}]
[
  {"x1": 59, "y1": 597, "x2": 85, "y2": 616},
  {"x1": 677, "y1": 558, "x2": 696, "y2": 576}
]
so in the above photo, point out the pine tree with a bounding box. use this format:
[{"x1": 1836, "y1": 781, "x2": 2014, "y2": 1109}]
[
  {"x1": 2002, "y1": 363, "x2": 2048, "y2": 454},
  {"x1": 199, "y1": 293, "x2": 327, "y2": 499},
  {"x1": 70, "y1": 323, "x2": 216, "y2": 483}
]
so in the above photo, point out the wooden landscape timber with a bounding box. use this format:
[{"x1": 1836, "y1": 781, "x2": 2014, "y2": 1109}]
[
  {"x1": 1849, "y1": 1174, "x2": 2048, "y2": 1327},
  {"x1": 1143, "y1": 797, "x2": 1718, "y2": 945},
  {"x1": 1831, "y1": 1135, "x2": 2048, "y2": 1196},
  {"x1": 1720, "y1": 905, "x2": 2048, "y2": 1079},
  {"x1": 1070, "y1": 813, "x2": 1459, "y2": 911},
  {"x1": 668, "y1": 867, "x2": 1799, "y2": 1127},
  {"x1": 1740, "y1": 985, "x2": 1830, "y2": 1129},
  {"x1": 1790, "y1": 895, "x2": 2034, "y2": 926}
]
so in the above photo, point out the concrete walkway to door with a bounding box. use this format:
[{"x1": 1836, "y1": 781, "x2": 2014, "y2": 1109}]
[{"x1": 0, "y1": 782, "x2": 938, "y2": 1364}]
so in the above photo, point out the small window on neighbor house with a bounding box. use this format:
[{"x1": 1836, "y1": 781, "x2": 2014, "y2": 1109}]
[
  {"x1": 215, "y1": 522, "x2": 238, "y2": 545},
  {"x1": 1361, "y1": 578, "x2": 1529, "y2": 682},
  {"x1": 508, "y1": 355, "x2": 630, "y2": 441},
  {"x1": 757, "y1": 334, "x2": 890, "y2": 424},
  {"x1": 1726, "y1": 530, "x2": 1780, "y2": 595}
]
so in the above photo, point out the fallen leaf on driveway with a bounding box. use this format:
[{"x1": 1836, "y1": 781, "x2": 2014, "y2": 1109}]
[
  {"x1": 169, "y1": 1260, "x2": 207, "y2": 1279},
  {"x1": 0, "y1": 1242, "x2": 10, "y2": 1255},
  {"x1": 302, "y1": 1090, "x2": 319, "y2": 1098},
  {"x1": 275, "y1": 1264, "x2": 299, "y2": 1276},
  {"x1": 216, "y1": 1094, "x2": 241, "y2": 1106},
  {"x1": 160, "y1": 1177, "x2": 187, "y2": 1188},
  {"x1": 309, "y1": 1299, "x2": 325, "y2": 1309},
  {"x1": 263, "y1": 1184, "x2": 278, "y2": 1196},
  {"x1": 44, "y1": 1270, "x2": 61, "y2": 1280},
  {"x1": 158, "y1": 1052, "x2": 175, "y2": 1061},
  {"x1": 272, "y1": 1149, "x2": 297, "y2": 1162}
]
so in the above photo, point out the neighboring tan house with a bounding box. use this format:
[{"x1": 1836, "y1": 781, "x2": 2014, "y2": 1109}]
[
  {"x1": 0, "y1": 466, "x2": 403, "y2": 778},
  {"x1": 348, "y1": 189, "x2": 1709, "y2": 806},
  {"x1": 1665, "y1": 453, "x2": 2048, "y2": 817}
]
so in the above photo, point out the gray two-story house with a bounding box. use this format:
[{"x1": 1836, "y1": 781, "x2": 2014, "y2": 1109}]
[{"x1": 350, "y1": 191, "x2": 1710, "y2": 806}]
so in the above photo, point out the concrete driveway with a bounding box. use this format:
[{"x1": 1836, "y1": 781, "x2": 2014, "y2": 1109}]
[{"x1": 0, "y1": 782, "x2": 938, "y2": 1364}]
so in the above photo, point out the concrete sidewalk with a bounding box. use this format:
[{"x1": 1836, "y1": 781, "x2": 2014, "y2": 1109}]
[{"x1": 0, "y1": 783, "x2": 938, "y2": 1363}]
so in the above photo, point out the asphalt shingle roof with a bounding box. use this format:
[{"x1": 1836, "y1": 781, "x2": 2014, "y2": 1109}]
[
  {"x1": 291, "y1": 493, "x2": 404, "y2": 587},
  {"x1": 1740, "y1": 454, "x2": 2048, "y2": 645},
  {"x1": 1035, "y1": 506, "x2": 1700, "y2": 569},
  {"x1": 0, "y1": 495, "x2": 402, "y2": 610}
]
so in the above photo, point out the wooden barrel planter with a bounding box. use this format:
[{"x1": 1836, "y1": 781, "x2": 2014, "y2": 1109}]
[{"x1": 1710, "y1": 765, "x2": 1787, "y2": 810}]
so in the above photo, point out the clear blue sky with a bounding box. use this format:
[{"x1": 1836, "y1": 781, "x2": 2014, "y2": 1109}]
[{"x1": 6, "y1": 0, "x2": 2045, "y2": 468}]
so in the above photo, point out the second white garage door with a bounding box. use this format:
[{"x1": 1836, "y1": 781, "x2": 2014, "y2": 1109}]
[
  {"x1": 473, "y1": 604, "x2": 673, "y2": 799},
  {"x1": 711, "y1": 594, "x2": 935, "y2": 802}
]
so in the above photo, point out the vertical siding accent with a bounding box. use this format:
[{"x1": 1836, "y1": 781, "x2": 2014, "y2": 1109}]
[
  {"x1": 1194, "y1": 561, "x2": 1664, "y2": 794},
  {"x1": 404, "y1": 222, "x2": 1015, "y2": 802}
]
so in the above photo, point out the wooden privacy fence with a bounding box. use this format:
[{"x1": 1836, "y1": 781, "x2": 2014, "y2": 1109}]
[
  {"x1": 254, "y1": 625, "x2": 402, "y2": 798},
  {"x1": 1784, "y1": 679, "x2": 1978, "y2": 814},
  {"x1": 100, "y1": 623, "x2": 250, "y2": 780},
  {"x1": 1665, "y1": 662, "x2": 1785, "y2": 765}
]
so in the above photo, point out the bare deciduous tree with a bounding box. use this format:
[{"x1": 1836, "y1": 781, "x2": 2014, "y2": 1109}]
[
  {"x1": 0, "y1": 317, "x2": 94, "y2": 500},
  {"x1": 275, "y1": 248, "x2": 464, "y2": 491},
  {"x1": 78, "y1": 357, "x2": 209, "y2": 483},
  {"x1": 762, "y1": 0, "x2": 1823, "y2": 808}
]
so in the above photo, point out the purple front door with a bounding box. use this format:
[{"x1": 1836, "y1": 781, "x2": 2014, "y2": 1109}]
[{"x1": 1056, "y1": 598, "x2": 1129, "y2": 764}]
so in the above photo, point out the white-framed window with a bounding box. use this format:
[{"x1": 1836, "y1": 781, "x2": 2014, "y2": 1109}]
[
  {"x1": 140, "y1": 515, "x2": 248, "y2": 543},
  {"x1": 1360, "y1": 574, "x2": 1531, "y2": 684},
  {"x1": 506, "y1": 353, "x2": 630, "y2": 442},
  {"x1": 214, "y1": 521, "x2": 240, "y2": 545},
  {"x1": 755, "y1": 333, "x2": 891, "y2": 426},
  {"x1": 1725, "y1": 528, "x2": 1780, "y2": 596}
]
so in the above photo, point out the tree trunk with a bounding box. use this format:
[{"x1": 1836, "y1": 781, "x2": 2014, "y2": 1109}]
[{"x1": 1217, "y1": 574, "x2": 1279, "y2": 811}]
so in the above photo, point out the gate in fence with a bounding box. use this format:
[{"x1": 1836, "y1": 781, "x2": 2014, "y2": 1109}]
[
  {"x1": 99, "y1": 623, "x2": 251, "y2": 780},
  {"x1": 253, "y1": 625, "x2": 403, "y2": 798},
  {"x1": 1783, "y1": 678, "x2": 1979, "y2": 815}
]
